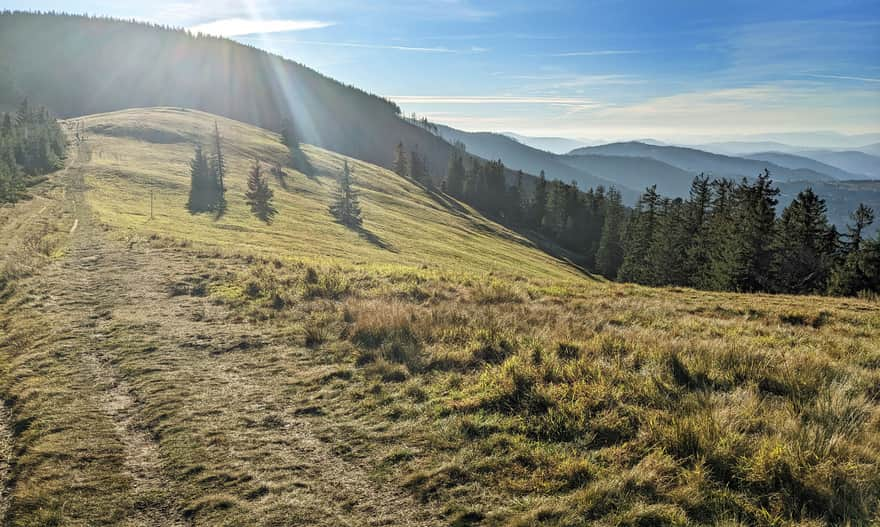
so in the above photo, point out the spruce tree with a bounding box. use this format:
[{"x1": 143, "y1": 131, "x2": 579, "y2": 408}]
[
  {"x1": 330, "y1": 160, "x2": 362, "y2": 228},
  {"x1": 531, "y1": 170, "x2": 548, "y2": 229},
  {"x1": 506, "y1": 171, "x2": 525, "y2": 224},
  {"x1": 211, "y1": 121, "x2": 226, "y2": 192},
  {"x1": 647, "y1": 197, "x2": 690, "y2": 286},
  {"x1": 618, "y1": 186, "x2": 660, "y2": 283},
  {"x1": 730, "y1": 171, "x2": 779, "y2": 292},
  {"x1": 683, "y1": 175, "x2": 712, "y2": 284},
  {"x1": 15, "y1": 97, "x2": 29, "y2": 127},
  {"x1": 773, "y1": 188, "x2": 836, "y2": 293},
  {"x1": 596, "y1": 187, "x2": 626, "y2": 278},
  {"x1": 446, "y1": 150, "x2": 465, "y2": 196},
  {"x1": 186, "y1": 145, "x2": 212, "y2": 212},
  {"x1": 280, "y1": 118, "x2": 298, "y2": 148},
  {"x1": 393, "y1": 141, "x2": 408, "y2": 177},
  {"x1": 245, "y1": 160, "x2": 277, "y2": 223}
]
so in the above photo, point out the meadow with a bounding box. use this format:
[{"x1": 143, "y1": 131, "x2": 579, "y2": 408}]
[{"x1": 0, "y1": 108, "x2": 877, "y2": 526}]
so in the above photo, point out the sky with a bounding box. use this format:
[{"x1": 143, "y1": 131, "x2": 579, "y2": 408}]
[{"x1": 5, "y1": 0, "x2": 880, "y2": 142}]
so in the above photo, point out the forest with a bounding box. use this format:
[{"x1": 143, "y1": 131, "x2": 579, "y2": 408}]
[
  {"x1": 0, "y1": 98, "x2": 65, "y2": 203},
  {"x1": 412, "y1": 145, "x2": 880, "y2": 297}
]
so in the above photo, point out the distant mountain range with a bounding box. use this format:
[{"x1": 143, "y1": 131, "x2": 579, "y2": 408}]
[
  {"x1": 793, "y1": 150, "x2": 880, "y2": 180},
  {"x1": 502, "y1": 133, "x2": 589, "y2": 155},
  {"x1": 436, "y1": 124, "x2": 641, "y2": 202},
  {"x1": 440, "y1": 125, "x2": 879, "y2": 235},
  {"x1": 569, "y1": 142, "x2": 833, "y2": 183},
  {"x1": 738, "y1": 152, "x2": 865, "y2": 181}
]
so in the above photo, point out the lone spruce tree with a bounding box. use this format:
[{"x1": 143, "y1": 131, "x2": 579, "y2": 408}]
[
  {"x1": 211, "y1": 121, "x2": 226, "y2": 192},
  {"x1": 330, "y1": 160, "x2": 362, "y2": 228},
  {"x1": 393, "y1": 141, "x2": 407, "y2": 177},
  {"x1": 186, "y1": 144, "x2": 213, "y2": 212},
  {"x1": 245, "y1": 160, "x2": 277, "y2": 223}
]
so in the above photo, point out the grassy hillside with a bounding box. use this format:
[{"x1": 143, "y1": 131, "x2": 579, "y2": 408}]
[
  {"x1": 0, "y1": 109, "x2": 878, "y2": 527},
  {"x1": 0, "y1": 12, "x2": 467, "y2": 184},
  {"x1": 77, "y1": 107, "x2": 584, "y2": 282}
]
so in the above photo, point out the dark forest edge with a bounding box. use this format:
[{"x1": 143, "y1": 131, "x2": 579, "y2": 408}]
[
  {"x1": 413, "y1": 143, "x2": 879, "y2": 298},
  {"x1": 0, "y1": 98, "x2": 65, "y2": 203}
]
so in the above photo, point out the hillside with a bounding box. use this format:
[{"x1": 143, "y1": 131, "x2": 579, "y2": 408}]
[
  {"x1": 76, "y1": 108, "x2": 582, "y2": 280},
  {"x1": 571, "y1": 141, "x2": 833, "y2": 183},
  {"x1": 0, "y1": 12, "x2": 471, "y2": 186},
  {"x1": 1, "y1": 108, "x2": 878, "y2": 527},
  {"x1": 796, "y1": 150, "x2": 880, "y2": 180},
  {"x1": 502, "y1": 132, "x2": 588, "y2": 155},
  {"x1": 435, "y1": 124, "x2": 638, "y2": 200},
  {"x1": 560, "y1": 153, "x2": 696, "y2": 198},
  {"x1": 857, "y1": 142, "x2": 880, "y2": 156},
  {"x1": 745, "y1": 151, "x2": 862, "y2": 180}
]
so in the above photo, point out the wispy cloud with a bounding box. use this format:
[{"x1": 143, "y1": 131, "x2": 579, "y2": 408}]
[
  {"x1": 188, "y1": 18, "x2": 333, "y2": 37},
  {"x1": 237, "y1": 36, "x2": 464, "y2": 53},
  {"x1": 546, "y1": 50, "x2": 640, "y2": 57},
  {"x1": 806, "y1": 73, "x2": 880, "y2": 83},
  {"x1": 390, "y1": 95, "x2": 601, "y2": 106}
]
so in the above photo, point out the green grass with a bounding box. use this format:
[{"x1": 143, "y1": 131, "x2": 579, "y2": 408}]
[
  {"x1": 79, "y1": 107, "x2": 586, "y2": 282},
  {"x1": 1, "y1": 108, "x2": 878, "y2": 527}
]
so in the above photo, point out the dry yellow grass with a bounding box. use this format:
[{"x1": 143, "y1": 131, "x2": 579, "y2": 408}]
[{"x1": 0, "y1": 108, "x2": 877, "y2": 527}]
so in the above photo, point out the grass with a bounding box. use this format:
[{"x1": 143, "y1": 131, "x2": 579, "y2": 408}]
[
  {"x1": 0, "y1": 108, "x2": 878, "y2": 526},
  {"x1": 78, "y1": 107, "x2": 585, "y2": 283}
]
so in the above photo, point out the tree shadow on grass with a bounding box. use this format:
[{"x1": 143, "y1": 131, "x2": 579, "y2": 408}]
[
  {"x1": 356, "y1": 226, "x2": 397, "y2": 253},
  {"x1": 290, "y1": 145, "x2": 317, "y2": 180}
]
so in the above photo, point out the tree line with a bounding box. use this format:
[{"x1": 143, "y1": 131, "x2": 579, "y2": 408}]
[
  {"x1": 614, "y1": 172, "x2": 879, "y2": 296},
  {"x1": 0, "y1": 98, "x2": 66, "y2": 203},
  {"x1": 419, "y1": 145, "x2": 878, "y2": 297}
]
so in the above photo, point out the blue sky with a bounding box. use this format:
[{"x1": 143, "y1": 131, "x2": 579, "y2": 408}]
[{"x1": 6, "y1": 0, "x2": 880, "y2": 141}]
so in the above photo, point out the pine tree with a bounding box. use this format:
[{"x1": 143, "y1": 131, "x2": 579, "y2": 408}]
[
  {"x1": 186, "y1": 145, "x2": 213, "y2": 212},
  {"x1": 647, "y1": 197, "x2": 690, "y2": 285},
  {"x1": 531, "y1": 170, "x2": 548, "y2": 229},
  {"x1": 595, "y1": 187, "x2": 626, "y2": 278},
  {"x1": 408, "y1": 146, "x2": 427, "y2": 182},
  {"x1": 618, "y1": 186, "x2": 660, "y2": 283},
  {"x1": 773, "y1": 188, "x2": 836, "y2": 293},
  {"x1": 544, "y1": 181, "x2": 569, "y2": 235},
  {"x1": 245, "y1": 160, "x2": 277, "y2": 223},
  {"x1": 828, "y1": 211, "x2": 880, "y2": 295},
  {"x1": 211, "y1": 121, "x2": 226, "y2": 192},
  {"x1": 15, "y1": 97, "x2": 29, "y2": 127},
  {"x1": 682, "y1": 175, "x2": 712, "y2": 284},
  {"x1": 330, "y1": 160, "x2": 362, "y2": 228},
  {"x1": 446, "y1": 149, "x2": 465, "y2": 196},
  {"x1": 845, "y1": 203, "x2": 874, "y2": 253},
  {"x1": 280, "y1": 118, "x2": 297, "y2": 147},
  {"x1": 505, "y1": 171, "x2": 525, "y2": 224},
  {"x1": 730, "y1": 171, "x2": 779, "y2": 292},
  {"x1": 1, "y1": 113, "x2": 11, "y2": 138},
  {"x1": 393, "y1": 141, "x2": 408, "y2": 178}
]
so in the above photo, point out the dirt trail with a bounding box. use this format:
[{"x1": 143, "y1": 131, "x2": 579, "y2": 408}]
[
  {"x1": 0, "y1": 165, "x2": 436, "y2": 525},
  {"x1": 0, "y1": 404, "x2": 10, "y2": 523}
]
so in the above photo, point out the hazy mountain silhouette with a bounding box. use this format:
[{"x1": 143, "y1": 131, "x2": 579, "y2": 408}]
[
  {"x1": 794, "y1": 150, "x2": 880, "y2": 180},
  {"x1": 744, "y1": 152, "x2": 860, "y2": 180},
  {"x1": 570, "y1": 142, "x2": 833, "y2": 183}
]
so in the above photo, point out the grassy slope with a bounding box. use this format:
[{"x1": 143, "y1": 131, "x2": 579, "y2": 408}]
[
  {"x1": 79, "y1": 107, "x2": 584, "y2": 283},
  {"x1": 0, "y1": 108, "x2": 878, "y2": 527}
]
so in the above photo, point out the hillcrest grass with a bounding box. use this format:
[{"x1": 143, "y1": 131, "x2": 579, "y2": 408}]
[
  {"x1": 210, "y1": 256, "x2": 880, "y2": 526},
  {"x1": 8, "y1": 107, "x2": 876, "y2": 525}
]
